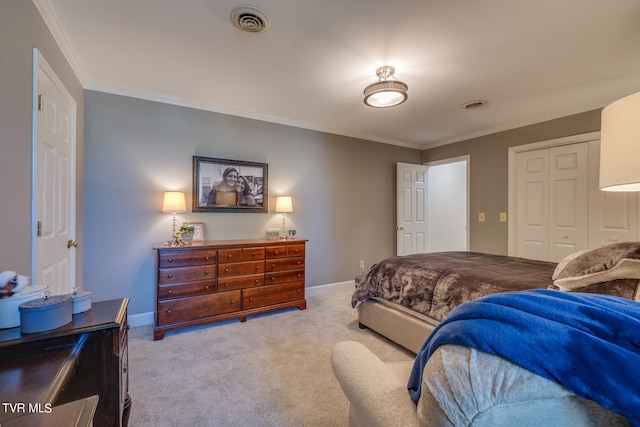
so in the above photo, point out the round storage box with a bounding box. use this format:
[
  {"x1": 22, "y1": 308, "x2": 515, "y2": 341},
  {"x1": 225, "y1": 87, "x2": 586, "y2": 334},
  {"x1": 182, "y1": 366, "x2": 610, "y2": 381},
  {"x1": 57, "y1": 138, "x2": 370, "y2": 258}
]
[
  {"x1": 19, "y1": 294, "x2": 72, "y2": 334},
  {"x1": 72, "y1": 290, "x2": 92, "y2": 314},
  {"x1": 0, "y1": 285, "x2": 48, "y2": 329}
]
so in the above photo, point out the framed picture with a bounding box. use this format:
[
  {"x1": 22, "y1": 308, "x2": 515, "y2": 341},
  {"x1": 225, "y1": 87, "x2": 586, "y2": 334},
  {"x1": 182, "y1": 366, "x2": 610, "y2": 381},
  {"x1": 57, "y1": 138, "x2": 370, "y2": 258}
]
[
  {"x1": 193, "y1": 156, "x2": 268, "y2": 213},
  {"x1": 184, "y1": 222, "x2": 205, "y2": 243}
]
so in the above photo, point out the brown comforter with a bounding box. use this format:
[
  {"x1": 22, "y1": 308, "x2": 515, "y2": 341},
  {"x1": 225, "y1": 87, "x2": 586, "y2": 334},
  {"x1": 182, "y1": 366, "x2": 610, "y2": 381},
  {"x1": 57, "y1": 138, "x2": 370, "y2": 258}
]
[{"x1": 352, "y1": 252, "x2": 557, "y2": 321}]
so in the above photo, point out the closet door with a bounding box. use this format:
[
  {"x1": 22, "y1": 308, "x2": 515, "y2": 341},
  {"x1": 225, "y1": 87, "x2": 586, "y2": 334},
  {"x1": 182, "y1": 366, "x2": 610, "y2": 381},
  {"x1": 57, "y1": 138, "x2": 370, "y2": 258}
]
[
  {"x1": 516, "y1": 150, "x2": 549, "y2": 261},
  {"x1": 547, "y1": 144, "x2": 589, "y2": 262},
  {"x1": 588, "y1": 140, "x2": 638, "y2": 247}
]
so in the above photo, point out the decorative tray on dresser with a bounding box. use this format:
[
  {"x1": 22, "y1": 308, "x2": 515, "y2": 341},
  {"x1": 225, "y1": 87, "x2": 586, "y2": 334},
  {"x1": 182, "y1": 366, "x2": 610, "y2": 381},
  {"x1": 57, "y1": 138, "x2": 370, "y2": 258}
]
[{"x1": 152, "y1": 238, "x2": 307, "y2": 340}]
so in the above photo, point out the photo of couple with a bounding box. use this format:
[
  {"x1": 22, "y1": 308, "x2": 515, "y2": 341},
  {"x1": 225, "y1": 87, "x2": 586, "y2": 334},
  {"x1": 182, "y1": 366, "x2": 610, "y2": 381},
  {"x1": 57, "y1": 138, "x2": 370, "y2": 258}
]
[{"x1": 193, "y1": 157, "x2": 267, "y2": 212}]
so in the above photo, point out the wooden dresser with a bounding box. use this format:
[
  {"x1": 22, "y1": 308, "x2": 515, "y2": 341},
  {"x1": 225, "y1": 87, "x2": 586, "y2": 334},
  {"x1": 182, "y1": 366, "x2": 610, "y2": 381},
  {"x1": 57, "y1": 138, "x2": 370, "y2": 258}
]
[
  {"x1": 0, "y1": 299, "x2": 130, "y2": 427},
  {"x1": 152, "y1": 239, "x2": 307, "y2": 340}
]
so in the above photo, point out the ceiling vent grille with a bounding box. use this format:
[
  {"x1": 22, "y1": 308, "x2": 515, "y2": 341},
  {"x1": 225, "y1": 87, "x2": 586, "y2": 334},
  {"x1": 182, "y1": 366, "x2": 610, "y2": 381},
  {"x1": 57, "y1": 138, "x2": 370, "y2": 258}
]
[
  {"x1": 231, "y1": 5, "x2": 271, "y2": 33},
  {"x1": 461, "y1": 100, "x2": 488, "y2": 110}
]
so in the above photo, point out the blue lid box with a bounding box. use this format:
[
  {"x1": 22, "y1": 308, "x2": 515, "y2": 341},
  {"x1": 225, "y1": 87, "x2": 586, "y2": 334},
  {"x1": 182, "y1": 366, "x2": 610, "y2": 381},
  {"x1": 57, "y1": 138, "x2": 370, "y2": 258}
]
[{"x1": 19, "y1": 294, "x2": 72, "y2": 333}]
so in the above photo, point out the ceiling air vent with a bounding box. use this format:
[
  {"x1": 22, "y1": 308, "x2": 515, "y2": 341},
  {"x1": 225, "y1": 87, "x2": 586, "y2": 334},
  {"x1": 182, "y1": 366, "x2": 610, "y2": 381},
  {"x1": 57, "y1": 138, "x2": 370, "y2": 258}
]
[
  {"x1": 231, "y1": 5, "x2": 271, "y2": 33},
  {"x1": 461, "y1": 100, "x2": 488, "y2": 110}
]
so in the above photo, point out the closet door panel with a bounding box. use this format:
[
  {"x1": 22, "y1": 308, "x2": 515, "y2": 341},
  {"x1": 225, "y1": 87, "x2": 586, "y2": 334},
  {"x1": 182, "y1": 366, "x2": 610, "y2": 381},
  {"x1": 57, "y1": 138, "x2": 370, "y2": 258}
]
[
  {"x1": 516, "y1": 150, "x2": 549, "y2": 261},
  {"x1": 588, "y1": 140, "x2": 637, "y2": 247},
  {"x1": 548, "y1": 144, "x2": 589, "y2": 262}
]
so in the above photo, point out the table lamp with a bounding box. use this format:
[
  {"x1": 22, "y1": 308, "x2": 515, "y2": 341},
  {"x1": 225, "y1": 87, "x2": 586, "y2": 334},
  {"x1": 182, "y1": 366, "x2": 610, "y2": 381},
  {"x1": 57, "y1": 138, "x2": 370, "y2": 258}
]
[
  {"x1": 275, "y1": 196, "x2": 293, "y2": 239},
  {"x1": 600, "y1": 91, "x2": 640, "y2": 192},
  {"x1": 162, "y1": 191, "x2": 186, "y2": 240}
]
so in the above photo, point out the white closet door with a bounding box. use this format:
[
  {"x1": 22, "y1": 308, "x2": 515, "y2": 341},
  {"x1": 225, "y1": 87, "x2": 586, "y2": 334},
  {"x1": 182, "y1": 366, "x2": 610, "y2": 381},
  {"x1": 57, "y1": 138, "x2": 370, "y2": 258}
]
[
  {"x1": 547, "y1": 144, "x2": 589, "y2": 262},
  {"x1": 588, "y1": 140, "x2": 638, "y2": 247},
  {"x1": 516, "y1": 150, "x2": 549, "y2": 260}
]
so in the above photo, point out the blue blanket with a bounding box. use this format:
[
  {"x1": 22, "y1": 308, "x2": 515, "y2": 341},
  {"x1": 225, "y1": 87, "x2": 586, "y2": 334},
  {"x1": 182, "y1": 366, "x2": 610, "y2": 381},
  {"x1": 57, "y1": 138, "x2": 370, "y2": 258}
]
[{"x1": 407, "y1": 290, "x2": 640, "y2": 424}]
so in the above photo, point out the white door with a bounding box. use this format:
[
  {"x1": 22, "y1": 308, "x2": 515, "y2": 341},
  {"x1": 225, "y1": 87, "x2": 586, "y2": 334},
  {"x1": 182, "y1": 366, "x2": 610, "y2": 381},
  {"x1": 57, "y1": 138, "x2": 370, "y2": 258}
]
[
  {"x1": 33, "y1": 49, "x2": 77, "y2": 295},
  {"x1": 588, "y1": 140, "x2": 638, "y2": 247},
  {"x1": 516, "y1": 149, "x2": 549, "y2": 260},
  {"x1": 396, "y1": 163, "x2": 428, "y2": 255},
  {"x1": 426, "y1": 157, "x2": 469, "y2": 252},
  {"x1": 547, "y1": 143, "x2": 589, "y2": 262},
  {"x1": 515, "y1": 143, "x2": 589, "y2": 262}
]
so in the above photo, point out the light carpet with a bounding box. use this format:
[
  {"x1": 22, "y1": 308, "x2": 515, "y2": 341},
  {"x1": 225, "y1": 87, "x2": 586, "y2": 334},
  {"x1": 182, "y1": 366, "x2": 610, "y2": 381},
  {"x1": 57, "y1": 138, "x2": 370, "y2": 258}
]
[{"x1": 127, "y1": 289, "x2": 414, "y2": 426}]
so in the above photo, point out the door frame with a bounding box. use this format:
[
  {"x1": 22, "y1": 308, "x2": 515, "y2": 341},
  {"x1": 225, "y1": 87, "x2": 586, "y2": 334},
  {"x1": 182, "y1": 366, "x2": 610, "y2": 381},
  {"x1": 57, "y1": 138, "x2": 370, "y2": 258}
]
[
  {"x1": 31, "y1": 48, "x2": 78, "y2": 287},
  {"x1": 507, "y1": 131, "x2": 600, "y2": 256},
  {"x1": 424, "y1": 155, "x2": 470, "y2": 251}
]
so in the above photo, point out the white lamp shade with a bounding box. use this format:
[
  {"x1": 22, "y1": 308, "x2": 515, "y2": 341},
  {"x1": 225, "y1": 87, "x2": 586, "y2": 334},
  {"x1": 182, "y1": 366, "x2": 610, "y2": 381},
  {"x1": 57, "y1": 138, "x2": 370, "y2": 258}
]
[
  {"x1": 162, "y1": 191, "x2": 186, "y2": 213},
  {"x1": 274, "y1": 196, "x2": 293, "y2": 213},
  {"x1": 600, "y1": 91, "x2": 640, "y2": 192}
]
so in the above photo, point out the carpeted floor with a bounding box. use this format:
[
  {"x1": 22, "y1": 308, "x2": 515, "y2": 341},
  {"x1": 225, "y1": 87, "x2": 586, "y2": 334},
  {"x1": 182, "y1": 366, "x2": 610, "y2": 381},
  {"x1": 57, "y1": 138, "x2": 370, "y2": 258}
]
[{"x1": 127, "y1": 289, "x2": 414, "y2": 426}]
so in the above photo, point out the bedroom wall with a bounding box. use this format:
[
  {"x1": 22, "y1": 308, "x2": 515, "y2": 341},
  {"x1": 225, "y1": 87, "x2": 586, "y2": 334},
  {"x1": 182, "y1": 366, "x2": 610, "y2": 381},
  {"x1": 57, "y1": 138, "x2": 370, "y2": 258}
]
[
  {"x1": 421, "y1": 110, "x2": 602, "y2": 255},
  {"x1": 83, "y1": 91, "x2": 422, "y2": 315},
  {"x1": 0, "y1": 1, "x2": 84, "y2": 279}
]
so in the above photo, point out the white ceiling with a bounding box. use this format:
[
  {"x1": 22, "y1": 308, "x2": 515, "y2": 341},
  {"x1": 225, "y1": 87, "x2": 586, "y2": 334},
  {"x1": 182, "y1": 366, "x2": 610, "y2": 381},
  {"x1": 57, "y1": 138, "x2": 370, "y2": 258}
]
[{"x1": 35, "y1": 0, "x2": 640, "y2": 149}]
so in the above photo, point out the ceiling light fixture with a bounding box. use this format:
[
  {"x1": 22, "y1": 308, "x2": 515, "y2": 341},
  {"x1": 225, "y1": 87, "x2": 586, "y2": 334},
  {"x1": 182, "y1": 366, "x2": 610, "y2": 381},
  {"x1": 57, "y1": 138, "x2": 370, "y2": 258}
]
[{"x1": 363, "y1": 66, "x2": 408, "y2": 108}]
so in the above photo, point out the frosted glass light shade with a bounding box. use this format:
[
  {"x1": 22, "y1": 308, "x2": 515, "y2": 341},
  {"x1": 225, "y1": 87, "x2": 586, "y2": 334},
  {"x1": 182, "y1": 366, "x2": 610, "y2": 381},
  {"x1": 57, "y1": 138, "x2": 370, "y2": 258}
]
[
  {"x1": 162, "y1": 191, "x2": 186, "y2": 212},
  {"x1": 275, "y1": 196, "x2": 293, "y2": 213},
  {"x1": 600, "y1": 91, "x2": 640, "y2": 192}
]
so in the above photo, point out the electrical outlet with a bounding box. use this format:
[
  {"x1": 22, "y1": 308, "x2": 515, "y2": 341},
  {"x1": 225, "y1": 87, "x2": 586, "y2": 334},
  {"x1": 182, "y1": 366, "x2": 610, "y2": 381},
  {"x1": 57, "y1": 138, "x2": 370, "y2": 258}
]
[{"x1": 359, "y1": 260, "x2": 365, "y2": 272}]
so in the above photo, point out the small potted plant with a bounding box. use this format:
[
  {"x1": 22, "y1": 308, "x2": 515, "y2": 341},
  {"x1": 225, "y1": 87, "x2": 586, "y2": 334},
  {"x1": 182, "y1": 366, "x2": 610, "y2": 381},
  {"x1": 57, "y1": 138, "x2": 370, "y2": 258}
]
[{"x1": 177, "y1": 224, "x2": 195, "y2": 243}]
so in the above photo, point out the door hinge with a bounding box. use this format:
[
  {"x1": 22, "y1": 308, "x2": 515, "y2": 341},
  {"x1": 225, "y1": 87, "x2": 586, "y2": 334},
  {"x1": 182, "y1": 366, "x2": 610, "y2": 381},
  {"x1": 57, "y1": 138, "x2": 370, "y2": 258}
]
[
  {"x1": 38, "y1": 94, "x2": 43, "y2": 111},
  {"x1": 37, "y1": 221, "x2": 42, "y2": 237}
]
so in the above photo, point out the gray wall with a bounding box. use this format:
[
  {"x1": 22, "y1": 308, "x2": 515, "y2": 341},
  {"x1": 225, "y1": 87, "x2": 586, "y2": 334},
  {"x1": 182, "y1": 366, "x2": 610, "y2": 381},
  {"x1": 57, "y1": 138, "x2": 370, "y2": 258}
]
[
  {"x1": 83, "y1": 91, "x2": 422, "y2": 315},
  {"x1": 0, "y1": 1, "x2": 84, "y2": 278},
  {"x1": 422, "y1": 110, "x2": 602, "y2": 255}
]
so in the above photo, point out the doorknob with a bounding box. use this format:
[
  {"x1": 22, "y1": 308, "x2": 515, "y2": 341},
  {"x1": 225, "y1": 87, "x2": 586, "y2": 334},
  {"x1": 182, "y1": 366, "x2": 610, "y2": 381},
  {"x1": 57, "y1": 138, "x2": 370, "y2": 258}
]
[
  {"x1": 396, "y1": 226, "x2": 405, "y2": 230},
  {"x1": 67, "y1": 239, "x2": 78, "y2": 248}
]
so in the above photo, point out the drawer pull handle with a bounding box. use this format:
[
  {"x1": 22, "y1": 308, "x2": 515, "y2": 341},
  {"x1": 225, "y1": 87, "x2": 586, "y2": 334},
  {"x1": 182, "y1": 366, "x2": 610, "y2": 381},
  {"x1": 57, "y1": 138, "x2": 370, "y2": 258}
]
[
  {"x1": 294, "y1": 249, "x2": 298, "y2": 254},
  {"x1": 271, "y1": 277, "x2": 275, "y2": 281},
  {"x1": 223, "y1": 283, "x2": 229, "y2": 288},
  {"x1": 255, "y1": 265, "x2": 259, "y2": 270},
  {"x1": 167, "y1": 274, "x2": 173, "y2": 278},
  {"x1": 297, "y1": 261, "x2": 301, "y2": 265},
  {"x1": 205, "y1": 256, "x2": 210, "y2": 260},
  {"x1": 205, "y1": 285, "x2": 209, "y2": 289},
  {"x1": 271, "y1": 263, "x2": 276, "y2": 268},
  {"x1": 168, "y1": 289, "x2": 173, "y2": 294},
  {"x1": 252, "y1": 252, "x2": 256, "y2": 256},
  {"x1": 204, "y1": 270, "x2": 209, "y2": 275},
  {"x1": 255, "y1": 279, "x2": 259, "y2": 283},
  {"x1": 227, "y1": 254, "x2": 233, "y2": 258},
  {"x1": 274, "y1": 251, "x2": 279, "y2": 255},
  {"x1": 297, "y1": 273, "x2": 301, "y2": 278},
  {"x1": 231, "y1": 299, "x2": 235, "y2": 304},
  {"x1": 167, "y1": 258, "x2": 173, "y2": 263},
  {"x1": 225, "y1": 268, "x2": 229, "y2": 273},
  {"x1": 167, "y1": 309, "x2": 172, "y2": 313},
  {"x1": 249, "y1": 297, "x2": 253, "y2": 301}
]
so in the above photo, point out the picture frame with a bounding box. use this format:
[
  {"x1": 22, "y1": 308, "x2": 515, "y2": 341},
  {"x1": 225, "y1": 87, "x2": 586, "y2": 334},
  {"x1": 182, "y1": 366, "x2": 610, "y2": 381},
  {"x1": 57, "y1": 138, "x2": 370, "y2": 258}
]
[
  {"x1": 184, "y1": 222, "x2": 205, "y2": 243},
  {"x1": 193, "y1": 156, "x2": 268, "y2": 213}
]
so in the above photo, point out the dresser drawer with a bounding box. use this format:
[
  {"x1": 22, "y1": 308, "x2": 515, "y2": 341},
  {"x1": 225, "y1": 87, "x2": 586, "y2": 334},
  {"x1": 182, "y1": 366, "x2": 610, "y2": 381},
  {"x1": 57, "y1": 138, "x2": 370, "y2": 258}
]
[
  {"x1": 265, "y1": 246, "x2": 287, "y2": 259},
  {"x1": 243, "y1": 247, "x2": 265, "y2": 261},
  {"x1": 158, "y1": 249, "x2": 217, "y2": 268},
  {"x1": 157, "y1": 291, "x2": 241, "y2": 325},
  {"x1": 243, "y1": 282, "x2": 304, "y2": 310},
  {"x1": 218, "y1": 261, "x2": 264, "y2": 278},
  {"x1": 286, "y1": 244, "x2": 305, "y2": 258},
  {"x1": 218, "y1": 274, "x2": 264, "y2": 292},
  {"x1": 158, "y1": 280, "x2": 217, "y2": 299},
  {"x1": 266, "y1": 270, "x2": 305, "y2": 285},
  {"x1": 266, "y1": 258, "x2": 305, "y2": 272},
  {"x1": 218, "y1": 248, "x2": 244, "y2": 264},
  {"x1": 158, "y1": 265, "x2": 216, "y2": 285}
]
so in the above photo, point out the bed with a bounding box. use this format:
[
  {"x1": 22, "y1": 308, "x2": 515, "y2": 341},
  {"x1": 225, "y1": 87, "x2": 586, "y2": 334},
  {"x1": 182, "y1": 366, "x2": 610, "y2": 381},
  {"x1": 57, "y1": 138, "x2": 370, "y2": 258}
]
[{"x1": 352, "y1": 243, "x2": 640, "y2": 353}]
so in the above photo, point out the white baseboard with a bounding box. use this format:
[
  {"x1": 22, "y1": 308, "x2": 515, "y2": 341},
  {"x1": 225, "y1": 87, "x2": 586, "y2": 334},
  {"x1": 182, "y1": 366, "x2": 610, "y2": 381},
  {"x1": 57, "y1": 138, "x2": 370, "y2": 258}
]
[
  {"x1": 128, "y1": 311, "x2": 155, "y2": 328},
  {"x1": 128, "y1": 280, "x2": 356, "y2": 328}
]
